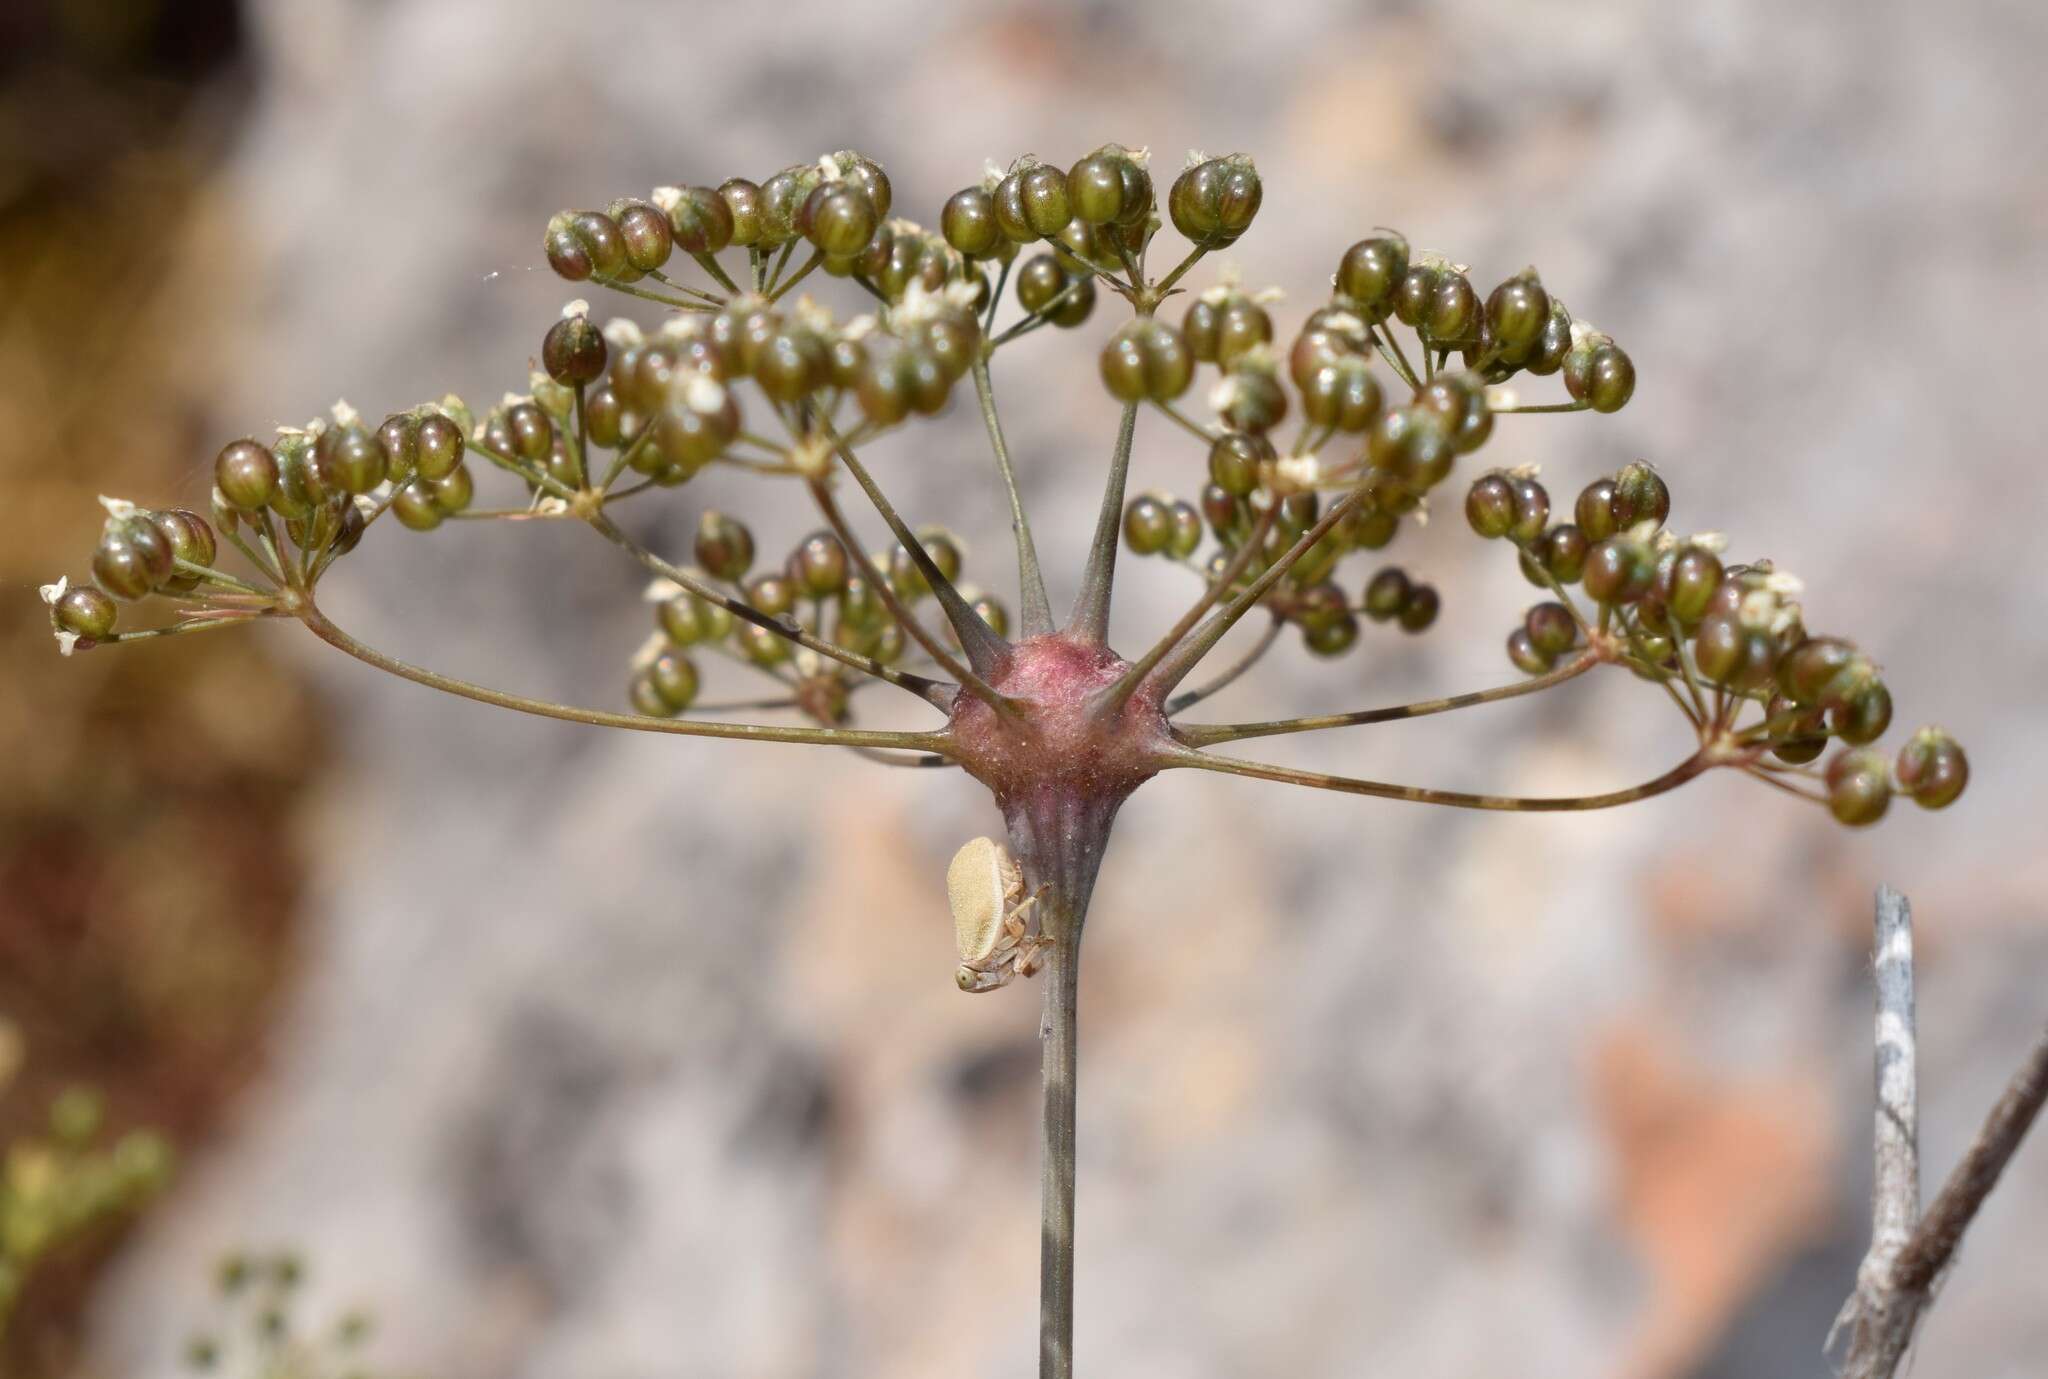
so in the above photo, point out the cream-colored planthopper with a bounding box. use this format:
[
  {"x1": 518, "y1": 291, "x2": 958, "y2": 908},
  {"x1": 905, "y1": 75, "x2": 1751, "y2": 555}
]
[{"x1": 948, "y1": 837, "x2": 1049, "y2": 993}]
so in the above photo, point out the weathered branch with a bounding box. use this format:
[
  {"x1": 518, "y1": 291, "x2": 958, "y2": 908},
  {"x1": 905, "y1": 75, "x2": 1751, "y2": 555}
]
[{"x1": 1835, "y1": 885, "x2": 2048, "y2": 1378}]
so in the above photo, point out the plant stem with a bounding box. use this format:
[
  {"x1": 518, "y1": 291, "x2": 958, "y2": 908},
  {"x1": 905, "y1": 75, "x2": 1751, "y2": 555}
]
[
  {"x1": 1156, "y1": 743, "x2": 1709, "y2": 810},
  {"x1": 300, "y1": 606, "x2": 951, "y2": 751},
  {"x1": 1039, "y1": 921, "x2": 1081, "y2": 1379},
  {"x1": 1001, "y1": 789, "x2": 1123, "y2": 1379},
  {"x1": 1164, "y1": 616, "x2": 1282, "y2": 715},
  {"x1": 1177, "y1": 651, "x2": 1599, "y2": 746},
  {"x1": 1066, "y1": 402, "x2": 1140, "y2": 645},
  {"x1": 973, "y1": 356, "x2": 1054, "y2": 638}
]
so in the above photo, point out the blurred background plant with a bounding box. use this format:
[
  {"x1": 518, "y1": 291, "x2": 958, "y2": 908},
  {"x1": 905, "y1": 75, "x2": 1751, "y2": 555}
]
[
  {"x1": 2, "y1": 1, "x2": 319, "y2": 1372},
  {"x1": 180, "y1": 1251, "x2": 403, "y2": 1379},
  {"x1": 0, "y1": 1025, "x2": 173, "y2": 1370}
]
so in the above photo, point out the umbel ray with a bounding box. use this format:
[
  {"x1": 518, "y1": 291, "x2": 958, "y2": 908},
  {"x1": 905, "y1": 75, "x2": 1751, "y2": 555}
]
[{"x1": 46, "y1": 143, "x2": 1968, "y2": 1377}]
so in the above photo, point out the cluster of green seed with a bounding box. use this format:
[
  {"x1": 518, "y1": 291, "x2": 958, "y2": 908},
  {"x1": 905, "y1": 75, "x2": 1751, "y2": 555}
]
[
  {"x1": 0, "y1": 1082, "x2": 171, "y2": 1332},
  {"x1": 1102, "y1": 210, "x2": 1636, "y2": 663},
  {"x1": 631, "y1": 511, "x2": 997, "y2": 724},
  {"x1": 42, "y1": 398, "x2": 485, "y2": 649},
  {"x1": 44, "y1": 137, "x2": 1966, "y2": 832},
  {"x1": 1466, "y1": 461, "x2": 1967, "y2": 825}
]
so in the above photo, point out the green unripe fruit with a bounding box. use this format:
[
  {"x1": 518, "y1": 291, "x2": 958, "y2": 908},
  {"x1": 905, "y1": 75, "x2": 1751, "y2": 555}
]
[
  {"x1": 415, "y1": 413, "x2": 464, "y2": 480},
  {"x1": 1662, "y1": 546, "x2": 1723, "y2": 624},
  {"x1": 1830, "y1": 681, "x2": 1893, "y2": 745},
  {"x1": 1507, "y1": 627, "x2": 1555, "y2": 675},
  {"x1": 942, "y1": 187, "x2": 1003, "y2": 257},
  {"x1": 1362, "y1": 566, "x2": 1411, "y2": 622},
  {"x1": 93, "y1": 516, "x2": 174, "y2": 599},
  {"x1": 661, "y1": 184, "x2": 734, "y2": 254},
  {"x1": 1466, "y1": 473, "x2": 1516, "y2": 538},
  {"x1": 1895, "y1": 728, "x2": 1968, "y2": 809},
  {"x1": 53, "y1": 585, "x2": 117, "y2": 640},
  {"x1": 1100, "y1": 320, "x2": 1193, "y2": 403},
  {"x1": 1425, "y1": 271, "x2": 1480, "y2": 342},
  {"x1": 1067, "y1": 146, "x2": 1152, "y2": 227},
  {"x1": 391, "y1": 479, "x2": 443, "y2": 531},
  {"x1": 1304, "y1": 610, "x2": 1361, "y2": 658},
  {"x1": 788, "y1": 530, "x2": 851, "y2": 597},
  {"x1": 1168, "y1": 154, "x2": 1261, "y2": 249},
  {"x1": 543, "y1": 313, "x2": 608, "y2": 386},
  {"x1": 1611, "y1": 461, "x2": 1670, "y2": 529},
  {"x1": 1525, "y1": 602, "x2": 1577, "y2": 658},
  {"x1": 648, "y1": 650, "x2": 700, "y2": 712},
  {"x1": 801, "y1": 184, "x2": 879, "y2": 257},
  {"x1": 1583, "y1": 535, "x2": 1655, "y2": 605},
  {"x1": 1575, "y1": 478, "x2": 1620, "y2": 540},
  {"x1": 1826, "y1": 747, "x2": 1893, "y2": 826},
  {"x1": 1122, "y1": 493, "x2": 1174, "y2": 555},
  {"x1": 1485, "y1": 271, "x2": 1550, "y2": 357},
  {"x1": 695, "y1": 510, "x2": 755, "y2": 581},
  {"x1": 432, "y1": 464, "x2": 473, "y2": 514},
  {"x1": 1397, "y1": 582, "x2": 1441, "y2": 633},
  {"x1": 315, "y1": 423, "x2": 387, "y2": 496},
  {"x1": 215, "y1": 439, "x2": 279, "y2": 511},
  {"x1": 1208, "y1": 431, "x2": 1270, "y2": 497},
  {"x1": 1335, "y1": 234, "x2": 1409, "y2": 316},
  {"x1": 609, "y1": 199, "x2": 674, "y2": 273}
]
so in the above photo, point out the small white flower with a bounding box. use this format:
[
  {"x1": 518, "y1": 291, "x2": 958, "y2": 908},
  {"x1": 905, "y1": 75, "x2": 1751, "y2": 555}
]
[
  {"x1": 683, "y1": 375, "x2": 727, "y2": 415},
  {"x1": 354, "y1": 493, "x2": 383, "y2": 519},
  {"x1": 1506, "y1": 463, "x2": 1542, "y2": 480},
  {"x1": 1761, "y1": 569, "x2": 1805, "y2": 596},
  {"x1": 1183, "y1": 148, "x2": 1210, "y2": 169},
  {"x1": 53, "y1": 629, "x2": 81, "y2": 657},
  {"x1": 1274, "y1": 455, "x2": 1321, "y2": 490},
  {"x1": 790, "y1": 294, "x2": 837, "y2": 334},
  {"x1": 330, "y1": 398, "x2": 360, "y2": 428},
  {"x1": 39, "y1": 576, "x2": 68, "y2": 605},
  {"x1": 97, "y1": 495, "x2": 137, "y2": 521},
  {"x1": 562, "y1": 298, "x2": 590, "y2": 320},
  {"x1": 1689, "y1": 531, "x2": 1730, "y2": 553},
  {"x1": 629, "y1": 629, "x2": 670, "y2": 671},
  {"x1": 1207, "y1": 376, "x2": 1244, "y2": 414},
  {"x1": 500, "y1": 390, "x2": 531, "y2": 409},
  {"x1": 651, "y1": 185, "x2": 684, "y2": 215},
  {"x1": 1319, "y1": 309, "x2": 1365, "y2": 336},
  {"x1": 533, "y1": 496, "x2": 571, "y2": 518},
  {"x1": 790, "y1": 433, "x2": 833, "y2": 479}
]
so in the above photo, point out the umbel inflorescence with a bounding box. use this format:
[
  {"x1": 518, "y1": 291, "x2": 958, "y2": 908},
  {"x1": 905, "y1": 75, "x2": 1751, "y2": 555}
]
[{"x1": 46, "y1": 142, "x2": 1968, "y2": 1373}]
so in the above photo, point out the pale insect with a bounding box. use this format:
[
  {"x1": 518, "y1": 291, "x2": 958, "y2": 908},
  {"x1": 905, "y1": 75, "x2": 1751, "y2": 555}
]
[{"x1": 948, "y1": 836, "x2": 1050, "y2": 993}]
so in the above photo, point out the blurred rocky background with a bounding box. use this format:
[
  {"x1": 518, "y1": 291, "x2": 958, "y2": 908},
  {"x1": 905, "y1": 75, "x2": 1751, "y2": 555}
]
[{"x1": 5, "y1": 1, "x2": 2045, "y2": 1376}]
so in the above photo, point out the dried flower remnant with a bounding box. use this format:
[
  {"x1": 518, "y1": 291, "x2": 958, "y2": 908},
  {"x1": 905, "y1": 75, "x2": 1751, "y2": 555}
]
[{"x1": 50, "y1": 142, "x2": 1968, "y2": 1378}]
